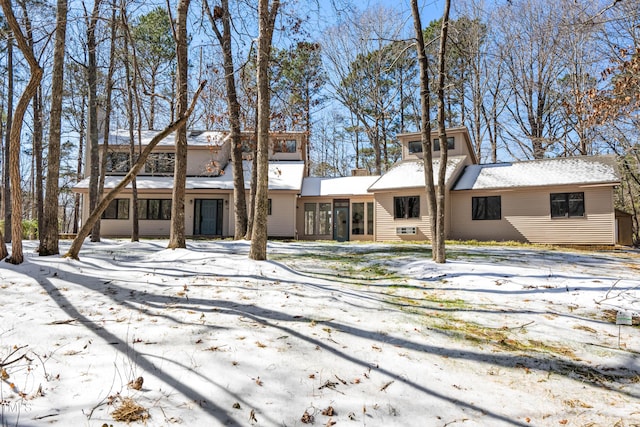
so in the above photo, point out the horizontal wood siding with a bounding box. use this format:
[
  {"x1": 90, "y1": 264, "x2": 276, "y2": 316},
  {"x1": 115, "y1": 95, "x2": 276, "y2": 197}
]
[
  {"x1": 375, "y1": 190, "x2": 432, "y2": 242},
  {"x1": 450, "y1": 186, "x2": 615, "y2": 244}
]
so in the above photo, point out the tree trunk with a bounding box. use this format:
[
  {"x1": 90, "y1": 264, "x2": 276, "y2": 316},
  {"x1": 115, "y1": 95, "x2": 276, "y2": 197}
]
[
  {"x1": 87, "y1": 0, "x2": 103, "y2": 242},
  {"x1": 205, "y1": 0, "x2": 248, "y2": 239},
  {"x1": 410, "y1": 0, "x2": 437, "y2": 256},
  {"x1": 0, "y1": 0, "x2": 44, "y2": 264},
  {"x1": 64, "y1": 81, "x2": 206, "y2": 260},
  {"x1": 3, "y1": 36, "x2": 12, "y2": 243},
  {"x1": 249, "y1": 0, "x2": 280, "y2": 261},
  {"x1": 434, "y1": 0, "x2": 451, "y2": 264},
  {"x1": 73, "y1": 97, "x2": 86, "y2": 234},
  {"x1": 0, "y1": 64, "x2": 6, "y2": 260},
  {"x1": 168, "y1": 0, "x2": 190, "y2": 249},
  {"x1": 122, "y1": 8, "x2": 140, "y2": 242},
  {"x1": 33, "y1": 86, "x2": 43, "y2": 237},
  {"x1": 39, "y1": 0, "x2": 68, "y2": 256}
]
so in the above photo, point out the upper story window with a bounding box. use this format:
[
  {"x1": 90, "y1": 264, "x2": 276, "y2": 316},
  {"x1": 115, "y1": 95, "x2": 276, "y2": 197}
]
[
  {"x1": 145, "y1": 152, "x2": 175, "y2": 174},
  {"x1": 433, "y1": 137, "x2": 455, "y2": 151},
  {"x1": 408, "y1": 140, "x2": 422, "y2": 154},
  {"x1": 550, "y1": 192, "x2": 584, "y2": 218},
  {"x1": 105, "y1": 152, "x2": 130, "y2": 173},
  {"x1": 273, "y1": 139, "x2": 297, "y2": 153}
]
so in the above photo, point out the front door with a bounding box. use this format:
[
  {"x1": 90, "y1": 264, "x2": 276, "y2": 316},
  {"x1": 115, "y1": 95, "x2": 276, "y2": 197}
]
[
  {"x1": 333, "y1": 199, "x2": 349, "y2": 242},
  {"x1": 194, "y1": 199, "x2": 223, "y2": 236}
]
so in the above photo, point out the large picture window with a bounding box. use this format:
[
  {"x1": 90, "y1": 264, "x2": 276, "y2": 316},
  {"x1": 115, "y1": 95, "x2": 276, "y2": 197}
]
[
  {"x1": 304, "y1": 203, "x2": 332, "y2": 235},
  {"x1": 408, "y1": 140, "x2": 422, "y2": 154},
  {"x1": 394, "y1": 196, "x2": 420, "y2": 219},
  {"x1": 102, "y1": 199, "x2": 129, "y2": 219},
  {"x1": 318, "y1": 203, "x2": 332, "y2": 235},
  {"x1": 550, "y1": 192, "x2": 584, "y2": 218},
  {"x1": 105, "y1": 152, "x2": 130, "y2": 173},
  {"x1": 273, "y1": 139, "x2": 296, "y2": 153},
  {"x1": 472, "y1": 196, "x2": 501, "y2": 220},
  {"x1": 138, "y1": 199, "x2": 172, "y2": 220},
  {"x1": 145, "y1": 153, "x2": 175, "y2": 174},
  {"x1": 352, "y1": 203, "x2": 364, "y2": 235},
  {"x1": 433, "y1": 137, "x2": 455, "y2": 151},
  {"x1": 304, "y1": 203, "x2": 316, "y2": 235}
]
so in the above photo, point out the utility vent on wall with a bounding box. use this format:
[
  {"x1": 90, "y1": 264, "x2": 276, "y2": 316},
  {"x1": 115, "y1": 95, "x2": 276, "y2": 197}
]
[{"x1": 396, "y1": 227, "x2": 417, "y2": 235}]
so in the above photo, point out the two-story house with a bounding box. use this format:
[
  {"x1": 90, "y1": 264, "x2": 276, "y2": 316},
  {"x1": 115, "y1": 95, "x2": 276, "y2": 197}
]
[{"x1": 73, "y1": 127, "x2": 627, "y2": 245}]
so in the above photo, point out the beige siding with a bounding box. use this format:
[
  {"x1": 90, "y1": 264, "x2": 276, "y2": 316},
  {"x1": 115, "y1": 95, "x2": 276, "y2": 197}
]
[
  {"x1": 375, "y1": 190, "x2": 432, "y2": 242},
  {"x1": 449, "y1": 186, "x2": 616, "y2": 245},
  {"x1": 268, "y1": 193, "x2": 297, "y2": 238}
]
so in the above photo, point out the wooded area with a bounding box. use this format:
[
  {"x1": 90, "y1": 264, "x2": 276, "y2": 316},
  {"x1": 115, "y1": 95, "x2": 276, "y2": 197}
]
[{"x1": 0, "y1": 0, "x2": 638, "y2": 264}]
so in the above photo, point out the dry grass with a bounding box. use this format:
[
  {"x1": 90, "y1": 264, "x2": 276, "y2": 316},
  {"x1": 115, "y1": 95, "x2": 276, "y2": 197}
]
[{"x1": 112, "y1": 397, "x2": 149, "y2": 423}]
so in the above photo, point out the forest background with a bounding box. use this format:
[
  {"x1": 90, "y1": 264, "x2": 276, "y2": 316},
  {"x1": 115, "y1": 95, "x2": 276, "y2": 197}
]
[{"x1": 0, "y1": 0, "x2": 639, "y2": 260}]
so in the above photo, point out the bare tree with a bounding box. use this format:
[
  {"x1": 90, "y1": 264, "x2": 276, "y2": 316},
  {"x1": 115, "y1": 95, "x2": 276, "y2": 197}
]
[
  {"x1": 39, "y1": 0, "x2": 69, "y2": 256},
  {"x1": 0, "y1": 0, "x2": 44, "y2": 264},
  {"x1": 249, "y1": 0, "x2": 280, "y2": 261},
  {"x1": 167, "y1": 0, "x2": 190, "y2": 249},
  {"x1": 86, "y1": 0, "x2": 103, "y2": 242},
  {"x1": 434, "y1": 0, "x2": 451, "y2": 263},
  {"x1": 205, "y1": 0, "x2": 248, "y2": 239}
]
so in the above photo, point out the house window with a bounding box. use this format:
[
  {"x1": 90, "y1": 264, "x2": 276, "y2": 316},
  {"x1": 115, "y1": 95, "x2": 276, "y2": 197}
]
[
  {"x1": 242, "y1": 139, "x2": 254, "y2": 153},
  {"x1": 145, "y1": 153, "x2": 175, "y2": 174},
  {"x1": 268, "y1": 199, "x2": 272, "y2": 216},
  {"x1": 367, "y1": 202, "x2": 374, "y2": 235},
  {"x1": 102, "y1": 199, "x2": 129, "y2": 219},
  {"x1": 472, "y1": 196, "x2": 501, "y2": 220},
  {"x1": 352, "y1": 203, "x2": 364, "y2": 235},
  {"x1": 304, "y1": 203, "x2": 316, "y2": 235},
  {"x1": 408, "y1": 140, "x2": 422, "y2": 154},
  {"x1": 138, "y1": 199, "x2": 172, "y2": 220},
  {"x1": 105, "y1": 152, "x2": 130, "y2": 173},
  {"x1": 550, "y1": 192, "x2": 584, "y2": 218},
  {"x1": 304, "y1": 203, "x2": 332, "y2": 235},
  {"x1": 394, "y1": 196, "x2": 420, "y2": 219},
  {"x1": 273, "y1": 139, "x2": 296, "y2": 153},
  {"x1": 318, "y1": 203, "x2": 332, "y2": 235},
  {"x1": 433, "y1": 137, "x2": 455, "y2": 151}
]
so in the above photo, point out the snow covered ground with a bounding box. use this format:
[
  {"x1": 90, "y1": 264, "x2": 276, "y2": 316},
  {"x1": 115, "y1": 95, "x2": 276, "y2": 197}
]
[{"x1": 0, "y1": 239, "x2": 638, "y2": 427}]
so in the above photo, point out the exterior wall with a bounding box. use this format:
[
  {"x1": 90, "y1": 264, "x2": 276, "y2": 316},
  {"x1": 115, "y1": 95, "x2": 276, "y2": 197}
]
[
  {"x1": 449, "y1": 185, "x2": 616, "y2": 245},
  {"x1": 228, "y1": 191, "x2": 298, "y2": 238},
  {"x1": 374, "y1": 189, "x2": 432, "y2": 242},
  {"x1": 186, "y1": 146, "x2": 229, "y2": 175},
  {"x1": 268, "y1": 192, "x2": 298, "y2": 238}
]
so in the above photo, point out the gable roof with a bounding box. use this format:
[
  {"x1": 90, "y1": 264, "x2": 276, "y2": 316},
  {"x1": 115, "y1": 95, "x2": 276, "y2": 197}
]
[
  {"x1": 368, "y1": 156, "x2": 467, "y2": 192},
  {"x1": 301, "y1": 176, "x2": 380, "y2": 197},
  {"x1": 452, "y1": 156, "x2": 619, "y2": 191},
  {"x1": 73, "y1": 161, "x2": 305, "y2": 192}
]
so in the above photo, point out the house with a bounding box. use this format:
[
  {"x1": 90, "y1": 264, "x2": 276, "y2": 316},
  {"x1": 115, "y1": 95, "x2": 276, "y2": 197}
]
[{"x1": 73, "y1": 127, "x2": 626, "y2": 245}]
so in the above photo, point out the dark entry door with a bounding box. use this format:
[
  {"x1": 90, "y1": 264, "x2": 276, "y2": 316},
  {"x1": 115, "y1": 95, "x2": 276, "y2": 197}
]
[
  {"x1": 333, "y1": 199, "x2": 349, "y2": 242},
  {"x1": 195, "y1": 199, "x2": 223, "y2": 235}
]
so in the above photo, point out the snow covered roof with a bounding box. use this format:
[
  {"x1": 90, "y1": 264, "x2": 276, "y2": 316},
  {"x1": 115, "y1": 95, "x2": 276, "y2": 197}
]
[
  {"x1": 453, "y1": 156, "x2": 619, "y2": 191},
  {"x1": 73, "y1": 161, "x2": 305, "y2": 192},
  {"x1": 368, "y1": 156, "x2": 466, "y2": 192},
  {"x1": 301, "y1": 176, "x2": 380, "y2": 197},
  {"x1": 103, "y1": 129, "x2": 230, "y2": 147}
]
